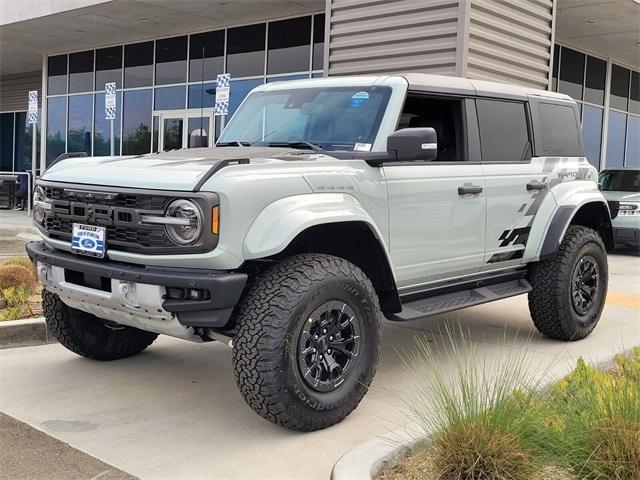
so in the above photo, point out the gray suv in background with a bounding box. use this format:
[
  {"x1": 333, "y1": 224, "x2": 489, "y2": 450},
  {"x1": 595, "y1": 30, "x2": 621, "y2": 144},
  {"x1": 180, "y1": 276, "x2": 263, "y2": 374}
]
[{"x1": 599, "y1": 168, "x2": 640, "y2": 250}]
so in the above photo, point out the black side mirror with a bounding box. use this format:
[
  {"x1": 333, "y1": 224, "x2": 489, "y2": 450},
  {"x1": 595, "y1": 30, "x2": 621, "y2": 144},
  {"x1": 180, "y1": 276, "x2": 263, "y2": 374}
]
[{"x1": 387, "y1": 128, "x2": 437, "y2": 162}]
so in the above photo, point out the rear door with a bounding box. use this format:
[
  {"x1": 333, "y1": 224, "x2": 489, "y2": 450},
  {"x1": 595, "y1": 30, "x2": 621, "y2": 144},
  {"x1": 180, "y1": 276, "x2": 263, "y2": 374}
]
[
  {"x1": 385, "y1": 94, "x2": 487, "y2": 288},
  {"x1": 475, "y1": 98, "x2": 546, "y2": 269}
]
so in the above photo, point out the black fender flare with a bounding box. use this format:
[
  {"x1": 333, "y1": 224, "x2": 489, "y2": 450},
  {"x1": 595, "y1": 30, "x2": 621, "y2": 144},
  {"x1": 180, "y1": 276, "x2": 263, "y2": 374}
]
[{"x1": 540, "y1": 202, "x2": 613, "y2": 259}]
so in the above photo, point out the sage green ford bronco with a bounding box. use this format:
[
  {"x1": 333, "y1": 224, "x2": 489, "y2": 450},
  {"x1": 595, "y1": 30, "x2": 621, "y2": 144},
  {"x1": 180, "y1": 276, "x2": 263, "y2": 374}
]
[{"x1": 27, "y1": 74, "x2": 613, "y2": 431}]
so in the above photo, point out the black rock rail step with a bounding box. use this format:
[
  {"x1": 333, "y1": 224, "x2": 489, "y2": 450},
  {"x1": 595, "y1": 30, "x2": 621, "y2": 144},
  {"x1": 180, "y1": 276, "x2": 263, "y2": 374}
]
[{"x1": 389, "y1": 278, "x2": 532, "y2": 321}]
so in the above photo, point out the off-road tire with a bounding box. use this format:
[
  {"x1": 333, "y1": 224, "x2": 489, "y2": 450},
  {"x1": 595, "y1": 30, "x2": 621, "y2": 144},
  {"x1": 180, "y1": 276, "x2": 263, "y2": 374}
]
[
  {"x1": 43, "y1": 290, "x2": 158, "y2": 360},
  {"x1": 528, "y1": 226, "x2": 608, "y2": 341},
  {"x1": 232, "y1": 254, "x2": 381, "y2": 431}
]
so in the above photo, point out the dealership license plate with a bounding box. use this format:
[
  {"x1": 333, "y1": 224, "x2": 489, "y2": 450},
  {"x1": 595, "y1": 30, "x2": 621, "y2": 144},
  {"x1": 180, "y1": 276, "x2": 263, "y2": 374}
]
[{"x1": 71, "y1": 224, "x2": 106, "y2": 258}]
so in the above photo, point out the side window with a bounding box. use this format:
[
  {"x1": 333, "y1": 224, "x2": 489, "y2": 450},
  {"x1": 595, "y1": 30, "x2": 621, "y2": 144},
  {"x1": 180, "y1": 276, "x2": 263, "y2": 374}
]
[
  {"x1": 476, "y1": 99, "x2": 531, "y2": 162},
  {"x1": 537, "y1": 102, "x2": 582, "y2": 156},
  {"x1": 398, "y1": 94, "x2": 466, "y2": 161}
]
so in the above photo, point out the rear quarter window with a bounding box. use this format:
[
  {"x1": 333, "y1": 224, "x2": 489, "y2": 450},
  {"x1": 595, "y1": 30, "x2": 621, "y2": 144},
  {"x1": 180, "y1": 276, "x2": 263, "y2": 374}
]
[{"x1": 536, "y1": 102, "x2": 582, "y2": 156}]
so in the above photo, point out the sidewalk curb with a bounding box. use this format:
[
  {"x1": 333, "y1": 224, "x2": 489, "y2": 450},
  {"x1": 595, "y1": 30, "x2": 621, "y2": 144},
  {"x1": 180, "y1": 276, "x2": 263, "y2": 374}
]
[
  {"x1": 0, "y1": 317, "x2": 57, "y2": 349},
  {"x1": 331, "y1": 423, "x2": 428, "y2": 480}
]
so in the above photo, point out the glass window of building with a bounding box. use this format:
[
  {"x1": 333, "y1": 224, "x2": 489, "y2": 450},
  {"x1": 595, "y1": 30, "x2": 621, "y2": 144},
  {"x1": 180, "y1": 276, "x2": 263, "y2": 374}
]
[
  {"x1": 610, "y1": 65, "x2": 630, "y2": 111},
  {"x1": 629, "y1": 71, "x2": 639, "y2": 115},
  {"x1": 47, "y1": 97, "x2": 66, "y2": 164},
  {"x1": 68, "y1": 50, "x2": 94, "y2": 93},
  {"x1": 584, "y1": 55, "x2": 606, "y2": 106},
  {"x1": 626, "y1": 116, "x2": 639, "y2": 167},
  {"x1": 14, "y1": 112, "x2": 39, "y2": 172},
  {"x1": 267, "y1": 17, "x2": 311, "y2": 75},
  {"x1": 67, "y1": 94, "x2": 93, "y2": 155},
  {"x1": 96, "y1": 46, "x2": 123, "y2": 89},
  {"x1": 189, "y1": 30, "x2": 224, "y2": 82},
  {"x1": 313, "y1": 14, "x2": 325, "y2": 71},
  {"x1": 227, "y1": 23, "x2": 266, "y2": 77},
  {"x1": 94, "y1": 91, "x2": 122, "y2": 156},
  {"x1": 558, "y1": 47, "x2": 585, "y2": 101},
  {"x1": 188, "y1": 83, "x2": 216, "y2": 109},
  {"x1": 582, "y1": 105, "x2": 603, "y2": 169},
  {"x1": 155, "y1": 85, "x2": 186, "y2": 110},
  {"x1": 48, "y1": 55, "x2": 68, "y2": 95},
  {"x1": 266, "y1": 74, "x2": 308, "y2": 83},
  {"x1": 551, "y1": 44, "x2": 559, "y2": 92},
  {"x1": 0, "y1": 113, "x2": 14, "y2": 171},
  {"x1": 606, "y1": 111, "x2": 627, "y2": 168},
  {"x1": 155, "y1": 36, "x2": 187, "y2": 85},
  {"x1": 122, "y1": 89, "x2": 152, "y2": 154},
  {"x1": 124, "y1": 41, "x2": 154, "y2": 88}
]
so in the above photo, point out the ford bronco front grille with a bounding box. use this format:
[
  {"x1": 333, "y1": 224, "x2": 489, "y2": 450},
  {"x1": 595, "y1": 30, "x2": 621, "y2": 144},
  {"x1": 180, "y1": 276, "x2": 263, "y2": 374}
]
[{"x1": 37, "y1": 183, "x2": 219, "y2": 255}]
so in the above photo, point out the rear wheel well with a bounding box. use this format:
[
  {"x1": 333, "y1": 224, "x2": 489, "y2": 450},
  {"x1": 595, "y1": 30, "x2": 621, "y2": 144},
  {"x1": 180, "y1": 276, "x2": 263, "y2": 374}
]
[
  {"x1": 262, "y1": 222, "x2": 401, "y2": 313},
  {"x1": 569, "y1": 201, "x2": 614, "y2": 251}
]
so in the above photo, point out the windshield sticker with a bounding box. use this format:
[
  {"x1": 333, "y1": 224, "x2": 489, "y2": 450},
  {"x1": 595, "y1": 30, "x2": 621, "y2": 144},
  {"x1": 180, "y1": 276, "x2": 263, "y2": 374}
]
[
  {"x1": 354, "y1": 143, "x2": 372, "y2": 152},
  {"x1": 349, "y1": 91, "x2": 369, "y2": 107}
]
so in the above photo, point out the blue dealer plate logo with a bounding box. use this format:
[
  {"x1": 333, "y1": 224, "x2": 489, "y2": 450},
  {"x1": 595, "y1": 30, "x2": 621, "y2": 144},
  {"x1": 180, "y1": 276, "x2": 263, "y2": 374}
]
[{"x1": 81, "y1": 238, "x2": 96, "y2": 249}]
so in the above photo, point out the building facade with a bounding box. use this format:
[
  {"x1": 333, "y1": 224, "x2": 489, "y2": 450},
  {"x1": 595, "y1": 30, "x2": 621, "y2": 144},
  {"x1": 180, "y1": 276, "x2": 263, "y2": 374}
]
[{"x1": 0, "y1": 0, "x2": 638, "y2": 174}]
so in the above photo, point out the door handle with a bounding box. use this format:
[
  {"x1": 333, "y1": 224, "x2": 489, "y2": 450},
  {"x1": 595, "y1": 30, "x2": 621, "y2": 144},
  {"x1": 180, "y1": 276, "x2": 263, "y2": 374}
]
[
  {"x1": 458, "y1": 185, "x2": 483, "y2": 195},
  {"x1": 527, "y1": 182, "x2": 548, "y2": 191}
]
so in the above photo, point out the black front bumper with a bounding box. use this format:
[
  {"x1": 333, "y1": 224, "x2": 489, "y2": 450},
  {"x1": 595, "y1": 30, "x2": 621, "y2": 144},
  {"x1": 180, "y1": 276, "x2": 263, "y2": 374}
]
[{"x1": 26, "y1": 241, "x2": 247, "y2": 328}]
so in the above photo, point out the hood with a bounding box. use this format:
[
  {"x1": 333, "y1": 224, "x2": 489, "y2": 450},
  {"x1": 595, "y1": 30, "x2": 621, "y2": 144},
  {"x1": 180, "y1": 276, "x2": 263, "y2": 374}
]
[
  {"x1": 601, "y1": 190, "x2": 640, "y2": 203},
  {"x1": 40, "y1": 147, "x2": 311, "y2": 191}
]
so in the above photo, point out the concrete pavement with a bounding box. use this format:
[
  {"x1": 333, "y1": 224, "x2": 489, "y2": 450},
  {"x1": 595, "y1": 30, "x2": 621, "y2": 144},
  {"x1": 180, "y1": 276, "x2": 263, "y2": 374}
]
[
  {"x1": 0, "y1": 209, "x2": 37, "y2": 260},
  {"x1": 0, "y1": 253, "x2": 638, "y2": 480}
]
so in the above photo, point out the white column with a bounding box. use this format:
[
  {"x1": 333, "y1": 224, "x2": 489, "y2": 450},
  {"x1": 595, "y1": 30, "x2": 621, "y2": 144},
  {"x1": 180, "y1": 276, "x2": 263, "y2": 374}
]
[{"x1": 39, "y1": 51, "x2": 47, "y2": 173}]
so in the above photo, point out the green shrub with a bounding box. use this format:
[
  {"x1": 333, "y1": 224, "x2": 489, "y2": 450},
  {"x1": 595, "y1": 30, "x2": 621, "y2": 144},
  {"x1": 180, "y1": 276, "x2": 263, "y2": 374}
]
[
  {"x1": 0, "y1": 306, "x2": 24, "y2": 321},
  {"x1": 2, "y1": 285, "x2": 31, "y2": 307},
  {"x1": 545, "y1": 352, "x2": 640, "y2": 480},
  {"x1": 402, "y1": 328, "x2": 551, "y2": 480}
]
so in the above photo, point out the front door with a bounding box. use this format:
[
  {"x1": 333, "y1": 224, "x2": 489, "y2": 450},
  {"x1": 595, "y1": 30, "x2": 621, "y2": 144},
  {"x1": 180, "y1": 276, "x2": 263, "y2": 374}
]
[
  {"x1": 156, "y1": 110, "x2": 215, "y2": 152},
  {"x1": 385, "y1": 94, "x2": 487, "y2": 289}
]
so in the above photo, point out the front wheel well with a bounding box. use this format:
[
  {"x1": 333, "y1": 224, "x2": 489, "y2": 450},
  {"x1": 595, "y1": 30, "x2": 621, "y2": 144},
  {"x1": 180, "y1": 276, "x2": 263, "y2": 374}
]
[
  {"x1": 258, "y1": 222, "x2": 401, "y2": 314},
  {"x1": 569, "y1": 201, "x2": 614, "y2": 251}
]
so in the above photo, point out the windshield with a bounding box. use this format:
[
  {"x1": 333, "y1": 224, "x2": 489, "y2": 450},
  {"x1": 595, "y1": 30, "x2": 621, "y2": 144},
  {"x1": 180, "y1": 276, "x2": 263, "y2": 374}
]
[
  {"x1": 599, "y1": 169, "x2": 640, "y2": 192},
  {"x1": 218, "y1": 86, "x2": 392, "y2": 151}
]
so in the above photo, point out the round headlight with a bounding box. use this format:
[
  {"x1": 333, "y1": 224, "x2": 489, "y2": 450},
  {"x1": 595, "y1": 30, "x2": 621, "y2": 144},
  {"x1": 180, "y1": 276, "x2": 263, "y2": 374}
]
[
  {"x1": 34, "y1": 186, "x2": 45, "y2": 203},
  {"x1": 164, "y1": 199, "x2": 202, "y2": 245},
  {"x1": 33, "y1": 186, "x2": 46, "y2": 224}
]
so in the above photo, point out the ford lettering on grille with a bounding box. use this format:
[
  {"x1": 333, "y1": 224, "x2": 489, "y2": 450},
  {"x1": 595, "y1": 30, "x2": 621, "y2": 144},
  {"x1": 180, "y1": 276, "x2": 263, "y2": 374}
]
[{"x1": 50, "y1": 200, "x2": 142, "y2": 226}]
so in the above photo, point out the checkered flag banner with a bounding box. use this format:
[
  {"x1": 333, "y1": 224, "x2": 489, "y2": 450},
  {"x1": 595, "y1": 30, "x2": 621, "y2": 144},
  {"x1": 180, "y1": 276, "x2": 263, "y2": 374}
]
[
  {"x1": 105, "y1": 82, "x2": 117, "y2": 120},
  {"x1": 216, "y1": 73, "x2": 230, "y2": 88},
  {"x1": 27, "y1": 90, "x2": 38, "y2": 124},
  {"x1": 215, "y1": 74, "x2": 231, "y2": 116},
  {"x1": 105, "y1": 106, "x2": 116, "y2": 120}
]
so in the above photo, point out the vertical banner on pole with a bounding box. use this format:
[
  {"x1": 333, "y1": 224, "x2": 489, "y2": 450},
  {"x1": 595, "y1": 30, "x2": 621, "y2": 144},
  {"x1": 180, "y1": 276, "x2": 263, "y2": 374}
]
[
  {"x1": 215, "y1": 74, "x2": 230, "y2": 117},
  {"x1": 105, "y1": 82, "x2": 117, "y2": 156},
  {"x1": 28, "y1": 90, "x2": 38, "y2": 216}
]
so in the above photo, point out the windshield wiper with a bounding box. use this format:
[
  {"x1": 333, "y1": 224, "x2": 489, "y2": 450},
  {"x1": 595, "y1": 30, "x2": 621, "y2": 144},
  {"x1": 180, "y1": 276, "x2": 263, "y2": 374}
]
[
  {"x1": 216, "y1": 140, "x2": 251, "y2": 147},
  {"x1": 267, "y1": 141, "x2": 324, "y2": 152}
]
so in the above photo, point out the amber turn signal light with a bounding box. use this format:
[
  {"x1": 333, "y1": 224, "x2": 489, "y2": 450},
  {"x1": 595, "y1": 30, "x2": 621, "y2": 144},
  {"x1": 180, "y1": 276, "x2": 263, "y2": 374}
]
[{"x1": 212, "y1": 206, "x2": 220, "y2": 235}]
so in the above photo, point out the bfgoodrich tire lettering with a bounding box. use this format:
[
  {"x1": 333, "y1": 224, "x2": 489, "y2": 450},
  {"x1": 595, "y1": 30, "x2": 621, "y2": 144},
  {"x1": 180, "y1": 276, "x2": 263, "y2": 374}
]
[
  {"x1": 231, "y1": 254, "x2": 381, "y2": 431},
  {"x1": 43, "y1": 289, "x2": 158, "y2": 360},
  {"x1": 528, "y1": 226, "x2": 608, "y2": 341}
]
